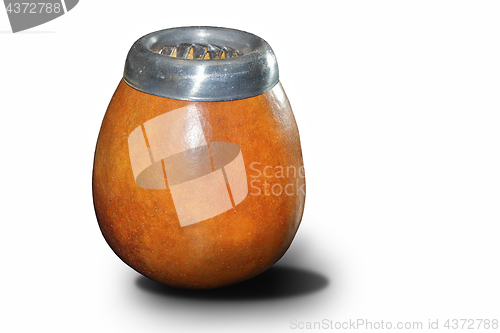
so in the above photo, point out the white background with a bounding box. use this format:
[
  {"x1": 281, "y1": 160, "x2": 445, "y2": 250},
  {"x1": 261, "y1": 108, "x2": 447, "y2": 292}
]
[{"x1": 1, "y1": 1, "x2": 499, "y2": 332}]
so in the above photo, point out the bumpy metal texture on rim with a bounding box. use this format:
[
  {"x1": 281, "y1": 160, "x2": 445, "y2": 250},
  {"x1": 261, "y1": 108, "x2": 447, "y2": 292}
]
[{"x1": 123, "y1": 27, "x2": 279, "y2": 101}]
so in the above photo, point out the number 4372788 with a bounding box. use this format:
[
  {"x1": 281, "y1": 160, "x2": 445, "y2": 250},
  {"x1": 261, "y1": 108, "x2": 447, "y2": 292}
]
[
  {"x1": 6, "y1": 3, "x2": 62, "y2": 14},
  {"x1": 444, "y1": 319, "x2": 498, "y2": 330}
]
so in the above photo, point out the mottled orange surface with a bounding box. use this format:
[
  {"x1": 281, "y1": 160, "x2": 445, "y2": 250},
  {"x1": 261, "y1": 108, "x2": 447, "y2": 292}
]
[{"x1": 93, "y1": 80, "x2": 305, "y2": 289}]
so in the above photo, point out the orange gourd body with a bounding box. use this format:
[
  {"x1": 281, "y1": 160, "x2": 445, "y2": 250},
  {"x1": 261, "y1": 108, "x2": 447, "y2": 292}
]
[{"x1": 93, "y1": 79, "x2": 305, "y2": 289}]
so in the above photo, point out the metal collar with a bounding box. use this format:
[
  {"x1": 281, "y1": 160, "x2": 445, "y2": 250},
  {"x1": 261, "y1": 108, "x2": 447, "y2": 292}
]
[{"x1": 123, "y1": 26, "x2": 279, "y2": 101}]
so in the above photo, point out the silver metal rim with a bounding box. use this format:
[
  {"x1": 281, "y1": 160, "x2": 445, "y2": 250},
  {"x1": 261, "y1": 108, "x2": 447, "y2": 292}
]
[{"x1": 123, "y1": 26, "x2": 279, "y2": 101}]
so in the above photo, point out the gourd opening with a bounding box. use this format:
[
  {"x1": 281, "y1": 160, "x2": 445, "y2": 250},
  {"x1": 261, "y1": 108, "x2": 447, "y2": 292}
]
[{"x1": 154, "y1": 43, "x2": 242, "y2": 60}]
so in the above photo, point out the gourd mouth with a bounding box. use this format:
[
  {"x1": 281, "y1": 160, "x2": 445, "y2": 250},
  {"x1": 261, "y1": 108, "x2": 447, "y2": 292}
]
[
  {"x1": 123, "y1": 26, "x2": 279, "y2": 101},
  {"x1": 154, "y1": 43, "x2": 242, "y2": 60}
]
